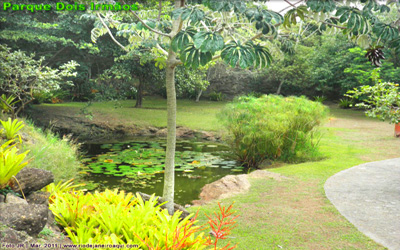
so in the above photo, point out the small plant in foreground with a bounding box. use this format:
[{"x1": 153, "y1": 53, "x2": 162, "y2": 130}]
[
  {"x1": 49, "y1": 182, "x2": 238, "y2": 250},
  {"x1": 0, "y1": 185, "x2": 22, "y2": 197},
  {"x1": 206, "y1": 203, "x2": 238, "y2": 250},
  {"x1": 0, "y1": 140, "x2": 29, "y2": 189},
  {"x1": 0, "y1": 94, "x2": 19, "y2": 116},
  {"x1": 1, "y1": 118, "x2": 25, "y2": 142},
  {"x1": 38, "y1": 227, "x2": 55, "y2": 238},
  {"x1": 44, "y1": 179, "x2": 85, "y2": 202}
]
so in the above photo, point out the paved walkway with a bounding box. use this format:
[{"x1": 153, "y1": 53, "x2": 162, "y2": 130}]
[{"x1": 325, "y1": 158, "x2": 400, "y2": 250}]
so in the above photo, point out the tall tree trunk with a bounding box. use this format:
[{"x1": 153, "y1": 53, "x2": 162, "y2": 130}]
[
  {"x1": 163, "y1": 0, "x2": 184, "y2": 215},
  {"x1": 135, "y1": 79, "x2": 143, "y2": 108},
  {"x1": 163, "y1": 50, "x2": 177, "y2": 214}
]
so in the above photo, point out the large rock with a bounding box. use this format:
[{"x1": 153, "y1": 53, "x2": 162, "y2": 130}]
[
  {"x1": 192, "y1": 170, "x2": 289, "y2": 205},
  {"x1": 192, "y1": 174, "x2": 250, "y2": 205},
  {"x1": 0, "y1": 226, "x2": 35, "y2": 246},
  {"x1": 26, "y1": 192, "x2": 50, "y2": 205},
  {"x1": 5, "y1": 194, "x2": 28, "y2": 205},
  {"x1": 0, "y1": 203, "x2": 48, "y2": 236},
  {"x1": 0, "y1": 225, "x2": 76, "y2": 250},
  {"x1": 10, "y1": 168, "x2": 54, "y2": 196}
]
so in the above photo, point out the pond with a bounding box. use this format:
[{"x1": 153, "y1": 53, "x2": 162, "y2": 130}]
[{"x1": 80, "y1": 137, "x2": 244, "y2": 205}]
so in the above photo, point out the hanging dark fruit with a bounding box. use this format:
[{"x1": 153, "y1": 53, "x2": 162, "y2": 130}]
[{"x1": 365, "y1": 46, "x2": 385, "y2": 67}]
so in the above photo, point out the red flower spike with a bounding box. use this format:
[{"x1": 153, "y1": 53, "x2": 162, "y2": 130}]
[{"x1": 205, "y1": 202, "x2": 239, "y2": 250}]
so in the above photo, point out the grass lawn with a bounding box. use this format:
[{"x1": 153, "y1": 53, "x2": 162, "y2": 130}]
[
  {"x1": 35, "y1": 98, "x2": 399, "y2": 249},
  {"x1": 188, "y1": 107, "x2": 399, "y2": 250}
]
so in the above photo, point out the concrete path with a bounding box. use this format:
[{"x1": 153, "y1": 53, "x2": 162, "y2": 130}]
[{"x1": 325, "y1": 158, "x2": 400, "y2": 250}]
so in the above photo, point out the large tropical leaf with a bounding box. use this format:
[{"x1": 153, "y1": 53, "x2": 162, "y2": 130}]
[
  {"x1": 203, "y1": 0, "x2": 247, "y2": 13},
  {"x1": 136, "y1": 20, "x2": 156, "y2": 30},
  {"x1": 246, "y1": 8, "x2": 283, "y2": 35},
  {"x1": 91, "y1": 27, "x2": 106, "y2": 43},
  {"x1": 336, "y1": 7, "x2": 369, "y2": 34},
  {"x1": 279, "y1": 38, "x2": 295, "y2": 55},
  {"x1": 180, "y1": 43, "x2": 213, "y2": 69},
  {"x1": 221, "y1": 40, "x2": 255, "y2": 69},
  {"x1": 252, "y1": 44, "x2": 273, "y2": 68},
  {"x1": 171, "y1": 7, "x2": 205, "y2": 23},
  {"x1": 193, "y1": 31, "x2": 225, "y2": 53},
  {"x1": 283, "y1": 5, "x2": 308, "y2": 28},
  {"x1": 171, "y1": 27, "x2": 196, "y2": 52},
  {"x1": 306, "y1": 0, "x2": 337, "y2": 13},
  {"x1": 246, "y1": 8, "x2": 283, "y2": 24},
  {"x1": 373, "y1": 22, "x2": 399, "y2": 41},
  {"x1": 362, "y1": 0, "x2": 390, "y2": 13}
]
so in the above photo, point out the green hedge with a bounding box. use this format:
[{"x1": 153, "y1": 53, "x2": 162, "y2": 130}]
[{"x1": 219, "y1": 95, "x2": 328, "y2": 167}]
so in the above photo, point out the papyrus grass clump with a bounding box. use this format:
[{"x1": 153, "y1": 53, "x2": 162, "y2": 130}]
[{"x1": 220, "y1": 95, "x2": 328, "y2": 167}]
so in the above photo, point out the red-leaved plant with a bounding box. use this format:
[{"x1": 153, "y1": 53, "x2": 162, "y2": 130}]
[
  {"x1": 136, "y1": 202, "x2": 238, "y2": 250},
  {"x1": 206, "y1": 202, "x2": 238, "y2": 250}
]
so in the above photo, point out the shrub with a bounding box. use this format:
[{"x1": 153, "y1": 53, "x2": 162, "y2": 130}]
[
  {"x1": 0, "y1": 140, "x2": 29, "y2": 188},
  {"x1": 346, "y1": 81, "x2": 400, "y2": 124},
  {"x1": 338, "y1": 98, "x2": 353, "y2": 109},
  {"x1": 208, "y1": 91, "x2": 226, "y2": 101},
  {"x1": 48, "y1": 187, "x2": 238, "y2": 250},
  {"x1": 219, "y1": 95, "x2": 328, "y2": 167},
  {"x1": 313, "y1": 96, "x2": 327, "y2": 103}
]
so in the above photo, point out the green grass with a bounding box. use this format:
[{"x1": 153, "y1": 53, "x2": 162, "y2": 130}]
[
  {"x1": 188, "y1": 107, "x2": 398, "y2": 250},
  {"x1": 21, "y1": 120, "x2": 81, "y2": 182},
  {"x1": 39, "y1": 97, "x2": 227, "y2": 131}
]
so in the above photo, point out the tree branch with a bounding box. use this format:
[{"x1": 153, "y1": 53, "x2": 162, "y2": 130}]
[
  {"x1": 284, "y1": 0, "x2": 297, "y2": 8},
  {"x1": 121, "y1": 0, "x2": 170, "y2": 38},
  {"x1": 97, "y1": 13, "x2": 129, "y2": 52},
  {"x1": 279, "y1": 0, "x2": 304, "y2": 13},
  {"x1": 158, "y1": 0, "x2": 162, "y2": 21},
  {"x1": 156, "y1": 44, "x2": 169, "y2": 56},
  {"x1": 321, "y1": 20, "x2": 347, "y2": 30},
  {"x1": 43, "y1": 47, "x2": 68, "y2": 67}
]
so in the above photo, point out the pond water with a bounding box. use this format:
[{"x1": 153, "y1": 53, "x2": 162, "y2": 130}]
[{"x1": 80, "y1": 138, "x2": 244, "y2": 205}]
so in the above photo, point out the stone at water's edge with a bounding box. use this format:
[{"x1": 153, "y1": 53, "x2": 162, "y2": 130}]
[
  {"x1": 10, "y1": 168, "x2": 54, "y2": 196},
  {"x1": 192, "y1": 174, "x2": 250, "y2": 205},
  {"x1": 192, "y1": 170, "x2": 289, "y2": 205}
]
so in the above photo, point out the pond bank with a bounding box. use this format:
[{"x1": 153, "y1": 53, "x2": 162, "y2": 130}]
[{"x1": 26, "y1": 104, "x2": 221, "y2": 142}]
